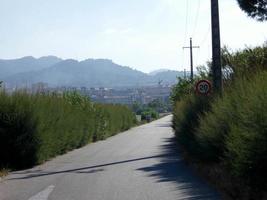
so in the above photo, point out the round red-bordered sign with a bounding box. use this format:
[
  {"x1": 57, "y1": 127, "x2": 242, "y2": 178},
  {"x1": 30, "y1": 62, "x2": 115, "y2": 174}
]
[{"x1": 195, "y1": 80, "x2": 212, "y2": 95}]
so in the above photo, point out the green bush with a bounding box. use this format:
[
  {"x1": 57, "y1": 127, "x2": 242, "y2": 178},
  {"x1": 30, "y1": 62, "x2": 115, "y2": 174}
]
[
  {"x1": 172, "y1": 43, "x2": 267, "y2": 198},
  {"x1": 196, "y1": 90, "x2": 239, "y2": 161},
  {"x1": 195, "y1": 72, "x2": 267, "y2": 195},
  {"x1": 94, "y1": 104, "x2": 136, "y2": 140},
  {"x1": 141, "y1": 108, "x2": 159, "y2": 121},
  {"x1": 221, "y1": 43, "x2": 267, "y2": 79},
  {"x1": 173, "y1": 94, "x2": 212, "y2": 155},
  {"x1": 33, "y1": 93, "x2": 95, "y2": 163},
  {"x1": 170, "y1": 78, "x2": 193, "y2": 103},
  {"x1": 225, "y1": 73, "x2": 267, "y2": 191},
  {"x1": 0, "y1": 92, "x2": 136, "y2": 169},
  {"x1": 0, "y1": 93, "x2": 38, "y2": 168}
]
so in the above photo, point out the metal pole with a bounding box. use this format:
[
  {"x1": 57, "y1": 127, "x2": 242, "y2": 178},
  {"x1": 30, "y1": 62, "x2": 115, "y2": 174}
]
[{"x1": 211, "y1": 0, "x2": 222, "y2": 94}]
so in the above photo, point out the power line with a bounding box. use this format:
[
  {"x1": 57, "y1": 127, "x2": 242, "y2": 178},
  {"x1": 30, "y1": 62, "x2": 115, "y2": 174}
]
[
  {"x1": 192, "y1": 0, "x2": 201, "y2": 38},
  {"x1": 181, "y1": 0, "x2": 190, "y2": 71},
  {"x1": 200, "y1": 24, "x2": 211, "y2": 46},
  {"x1": 182, "y1": 0, "x2": 207, "y2": 72},
  {"x1": 195, "y1": 48, "x2": 201, "y2": 67},
  {"x1": 183, "y1": 0, "x2": 189, "y2": 46}
]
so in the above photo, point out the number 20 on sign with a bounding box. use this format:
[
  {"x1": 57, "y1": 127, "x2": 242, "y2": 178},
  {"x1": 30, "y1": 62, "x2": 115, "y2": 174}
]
[{"x1": 195, "y1": 80, "x2": 212, "y2": 96}]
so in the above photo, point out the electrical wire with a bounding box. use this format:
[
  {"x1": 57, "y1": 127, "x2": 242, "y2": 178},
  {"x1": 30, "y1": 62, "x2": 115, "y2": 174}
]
[
  {"x1": 181, "y1": 0, "x2": 190, "y2": 71},
  {"x1": 192, "y1": 0, "x2": 200, "y2": 39},
  {"x1": 195, "y1": 48, "x2": 200, "y2": 67},
  {"x1": 183, "y1": 0, "x2": 189, "y2": 46},
  {"x1": 200, "y1": 24, "x2": 211, "y2": 46}
]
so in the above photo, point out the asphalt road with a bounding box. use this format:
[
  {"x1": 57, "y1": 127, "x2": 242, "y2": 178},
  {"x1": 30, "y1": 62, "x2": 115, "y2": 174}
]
[{"x1": 0, "y1": 115, "x2": 221, "y2": 200}]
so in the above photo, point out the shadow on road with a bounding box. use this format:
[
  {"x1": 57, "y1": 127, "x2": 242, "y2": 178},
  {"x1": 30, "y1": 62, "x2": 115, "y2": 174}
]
[
  {"x1": 9, "y1": 154, "x2": 170, "y2": 180},
  {"x1": 137, "y1": 137, "x2": 221, "y2": 200}
]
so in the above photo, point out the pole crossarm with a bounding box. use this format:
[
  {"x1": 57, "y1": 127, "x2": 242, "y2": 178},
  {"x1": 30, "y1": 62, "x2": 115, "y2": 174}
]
[
  {"x1": 183, "y1": 46, "x2": 200, "y2": 49},
  {"x1": 182, "y1": 38, "x2": 200, "y2": 82}
]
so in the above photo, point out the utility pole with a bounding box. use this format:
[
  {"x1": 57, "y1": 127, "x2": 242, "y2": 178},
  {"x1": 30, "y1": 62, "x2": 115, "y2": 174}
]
[
  {"x1": 183, "y1": 38, "x2": 200, "y2": 82},
  {"x1": 211, "y1": 0, "x2": 222, "y2": 94}
]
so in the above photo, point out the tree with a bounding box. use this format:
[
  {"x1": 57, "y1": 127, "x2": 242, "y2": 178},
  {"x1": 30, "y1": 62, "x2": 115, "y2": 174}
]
[
  {"x1": 237, "y1": 0, "x2": 267, "y2": 21},
  {"x1": 170, "y1": 78, "x2": 193, "y2": 102}
]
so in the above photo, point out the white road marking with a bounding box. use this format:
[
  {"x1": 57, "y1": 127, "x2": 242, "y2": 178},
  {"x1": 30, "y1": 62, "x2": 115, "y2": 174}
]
[{"x1": 28, "y1": 185, "x2": 55, "y2": 200}]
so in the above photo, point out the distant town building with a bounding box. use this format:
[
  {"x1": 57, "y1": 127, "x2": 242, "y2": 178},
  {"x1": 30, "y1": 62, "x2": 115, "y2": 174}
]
[
  {"x1": 4, "y1": 84, "x2": 173, "y2": 105},
  {"x1": 86, "y1": 85, "x2": 172, "y2": 105}
]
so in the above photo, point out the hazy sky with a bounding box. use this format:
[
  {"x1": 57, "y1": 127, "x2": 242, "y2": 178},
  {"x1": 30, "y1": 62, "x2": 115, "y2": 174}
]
[{"x1": 0, "y1": 0, "x2": 266, "y2": 73}]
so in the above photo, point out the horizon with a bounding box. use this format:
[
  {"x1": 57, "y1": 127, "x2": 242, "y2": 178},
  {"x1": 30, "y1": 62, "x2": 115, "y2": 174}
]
[
  {"x1": 0, "y1": 55, "x2": 192, "y2": 74},
  {"x1": 1, "y1": 0, "x2": 266, "y2": 73}
]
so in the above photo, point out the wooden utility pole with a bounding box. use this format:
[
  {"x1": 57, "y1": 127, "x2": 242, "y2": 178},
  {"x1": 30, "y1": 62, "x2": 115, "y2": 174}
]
[
  {"x1": 211, "y1": 0, "x2": 222, "y2": 94},
  {"x1": 183, "y1": 38, "x2": 200, "y2": 82}
]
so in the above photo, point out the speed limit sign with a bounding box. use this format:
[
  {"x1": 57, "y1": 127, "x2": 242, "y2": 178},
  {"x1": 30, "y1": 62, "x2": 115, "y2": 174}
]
[{"x1": 195, "y1": 80, "x2": 212, "y2": 95}]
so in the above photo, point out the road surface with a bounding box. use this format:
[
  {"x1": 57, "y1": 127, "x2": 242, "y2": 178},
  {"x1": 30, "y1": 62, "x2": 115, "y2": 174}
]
[{"x1": 0, "y1": 115, "x2": 221, "y2": 200}]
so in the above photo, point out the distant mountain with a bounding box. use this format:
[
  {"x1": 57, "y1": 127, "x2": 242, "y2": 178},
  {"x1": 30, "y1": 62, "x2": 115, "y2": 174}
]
[
  {"x1": 2, "y1": 56, "x2": 185, "y2": 88},
  {"x1": 0, "y1": 56, "x2": 62, "y2": 79},
  {"x1": 149, "y1": 70, "x2": 187, "y2": 84},
  {"x1": 149, "y1": 69, "x2": 169, "y2": 76}
]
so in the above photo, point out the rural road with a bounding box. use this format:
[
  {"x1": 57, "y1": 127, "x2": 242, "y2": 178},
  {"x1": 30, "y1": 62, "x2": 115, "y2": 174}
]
[{"x1": 0, "y1": 115, "x2": 221, "y2": 200}]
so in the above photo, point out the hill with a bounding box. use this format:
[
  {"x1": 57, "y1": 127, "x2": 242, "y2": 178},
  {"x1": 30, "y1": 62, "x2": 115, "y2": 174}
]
[
  {"x1": 0, "y1": 56, "x2": 62, "y2": 79},
  {"x1": 2, "y1": 57, "x2": 185, "y2": 88}
]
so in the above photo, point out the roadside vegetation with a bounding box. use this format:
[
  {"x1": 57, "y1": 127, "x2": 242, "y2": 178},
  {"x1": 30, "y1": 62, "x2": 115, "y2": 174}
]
[
  {"x1": 171, "y1": 43, "x2": 267, "y2": 199},
  {"x1": 0, "y1": 91, "x2": 136, "y2": 170},
  {"x1": 131, "y1": 98, "x2": 171, "y2": 122}
]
